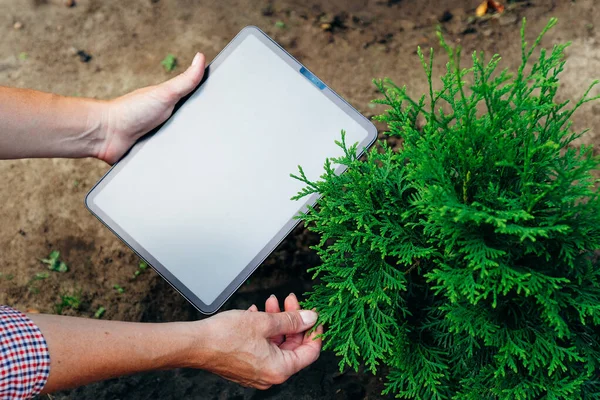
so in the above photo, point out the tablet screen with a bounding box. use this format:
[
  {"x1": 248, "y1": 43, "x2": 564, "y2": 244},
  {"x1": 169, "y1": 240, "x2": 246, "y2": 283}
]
[{"x1": 90, "y1": 29, "x2": 374, "y2": 308}]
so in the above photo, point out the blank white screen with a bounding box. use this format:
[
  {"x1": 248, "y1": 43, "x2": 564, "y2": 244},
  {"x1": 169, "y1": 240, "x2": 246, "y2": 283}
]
[{"x1": 93, "y1": 33, "x2": 369, "y2": 305}]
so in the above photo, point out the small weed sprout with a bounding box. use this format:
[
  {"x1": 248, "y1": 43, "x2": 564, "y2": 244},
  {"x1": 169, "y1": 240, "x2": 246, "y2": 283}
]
[
  {"x1": 133, "y1": 260, "x2": 148, "y2": 278},
  {"x1": 55, "y1": 293, "x2": 81, "y2": 315},
  {"x1": 94, "y1": 306, "x2": 106, "y2": 319},
  {"x1": 113, "y1": 284, "x2": 125, "y2": 294},
  {"x1": 161, "y1": 54, "x2": 177, "y2": 72},
  {"x1": 40, "y1": 250, "x2": 68, "y2": 273}
]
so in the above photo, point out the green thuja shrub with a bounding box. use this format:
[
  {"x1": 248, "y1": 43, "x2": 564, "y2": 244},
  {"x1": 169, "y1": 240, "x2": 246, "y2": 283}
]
[{"x1": 293, "y1": 19, "x2": 600, "y2": 399}]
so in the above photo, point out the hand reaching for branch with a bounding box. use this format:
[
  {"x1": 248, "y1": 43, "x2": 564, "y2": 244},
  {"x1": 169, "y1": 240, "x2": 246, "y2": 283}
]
[
  {"x1": 195, "y1": 294, "x2": 323, "y2": 389},
  {"x1": 34, "y1": 294, "x2": 322, "y2": 393}
]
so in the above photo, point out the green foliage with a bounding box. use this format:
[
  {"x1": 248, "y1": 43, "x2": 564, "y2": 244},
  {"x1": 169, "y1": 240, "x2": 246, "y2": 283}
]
[
  {"x1": 113, "y1": 284, "x2": 125, "y2": 294},
  {"x1": 94, "y1": 306, "x2": 106, "y2": 319},
  {"x1": 133, "y1": 260, "x2": 148, "y2": 278},
  {"x1": 0, "y1": 273, "x2": 14, "y2": 281},
  {"x1": 27, "y1": 272, "x2": 50, "y2": 295},
  {"x1": 40, "y1": 250, "x2": 68, "y2": 273},
  {"x1": 55, "y1": 293, "x2": 81, "y2": 315},
  {"x1": 293, "y1": 18, "x2": 600, "y2": 399},
  {"x1": 34, "y1": 272, "x2": 49, "y2": 280},
  {"x1": 161, "y1": 54, "x2": 177, "y2": 72}
]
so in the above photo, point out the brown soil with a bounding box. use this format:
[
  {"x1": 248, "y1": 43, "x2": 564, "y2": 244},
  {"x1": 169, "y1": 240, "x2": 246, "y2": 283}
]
[{"x1": 1, "y1": 0, "x2": 599, "y2": 398}]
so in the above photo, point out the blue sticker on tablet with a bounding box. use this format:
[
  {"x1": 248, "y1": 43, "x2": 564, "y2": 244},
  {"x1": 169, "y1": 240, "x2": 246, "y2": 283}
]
[{"x1": 300, "y1": 67, "x2": 326, "y2": 90}]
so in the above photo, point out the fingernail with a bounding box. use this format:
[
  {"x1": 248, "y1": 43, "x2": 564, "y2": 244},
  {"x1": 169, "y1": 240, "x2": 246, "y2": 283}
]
[
  {"x1": 191, "y1": 52, "x2": 201, "y2": 66},
  {"x1": 299, "y1": 310, "x2": 317, "y2": 326},
  {"x1": 289, "y1": 292, "x2": 296, "y2": 298},
  {"x1": 270, "y1": 294, "x2": 276, "y2": 299}
]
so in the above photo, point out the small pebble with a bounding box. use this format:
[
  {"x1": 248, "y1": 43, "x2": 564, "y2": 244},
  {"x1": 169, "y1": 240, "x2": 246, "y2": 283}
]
[
  {"x1": 13, "y1": 21, "x2": 23, "y2": 30},
  {"x1": 64, "y1": 0, "x2": 75, "y2": 7},
  {"x1": 261, "y1": 4, "x2": 274, "y2": 16},
  {"x1": 439, "y1": 10, "x2": 453, "y2": 23},
  {"x1": 68, "y1": 46, "x2": 78, "y2": 56},
  {"x1": 77, "y1": 50, "x2": 92, "y2": 63}
]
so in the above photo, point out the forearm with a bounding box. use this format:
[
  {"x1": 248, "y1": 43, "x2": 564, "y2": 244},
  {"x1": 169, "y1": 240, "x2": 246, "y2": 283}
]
[
  {"x1": 29, "y1": 313, "x2": 204, "y2": 393},
  {"x1": 0, "y1": 87, "x2": 107, "y2": 160}
]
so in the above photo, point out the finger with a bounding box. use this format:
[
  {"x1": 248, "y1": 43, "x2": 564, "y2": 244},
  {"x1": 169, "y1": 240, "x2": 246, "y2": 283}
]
[
  {"x1": 265, "y1": 310, "x2": 318, "y2": 337},
  {"x1": 265, "y1": 294, "x2": 281, "y2": 313},
  {"x1": 311, "y1": 324, "x2": 324, "y2": 346},
  {"x1": 284, "y1": 293, "x2": 300, "y2": 311},
  {"x1": 248, "y1": 304, "x2": 258, "y2": 312},
  {"x1": 280, "y1": 293, "x2": 303, "y2": 350},
  {"x1": 280, "y1": 329, "x2": 323, "y2": 376},
  {"x1": 281, "y1": 319, "x2": 322, "y2": 351},
  {"x1": 158, "y1": 52, "x2": 206, "y2": 101},
  {"x1": 265, "y1": 295, "x2": 284, "y2": 346},
  {"x1": 300, "y1": 318, "x2": 322, "y2": 349}
]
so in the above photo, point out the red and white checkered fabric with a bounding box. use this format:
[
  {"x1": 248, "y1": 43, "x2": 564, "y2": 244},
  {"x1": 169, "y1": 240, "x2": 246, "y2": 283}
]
[{"x1": 0, "y1": 306, "x2": 50, "y2": 399}]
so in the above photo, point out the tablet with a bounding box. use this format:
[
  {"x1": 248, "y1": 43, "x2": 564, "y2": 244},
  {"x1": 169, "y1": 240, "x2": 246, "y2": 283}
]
[{"x1": 86, "y1": 26, "x2": 377, "y2": 314}]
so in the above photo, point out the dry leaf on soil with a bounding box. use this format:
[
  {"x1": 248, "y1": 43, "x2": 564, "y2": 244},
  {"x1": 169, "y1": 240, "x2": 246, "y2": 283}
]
[{"x1": 476, "y1": 0, "x2": 505, "y2": 17}]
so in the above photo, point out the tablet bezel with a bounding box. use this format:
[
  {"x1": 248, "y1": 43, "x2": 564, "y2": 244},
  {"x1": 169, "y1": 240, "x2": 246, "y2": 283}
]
[{"x1": 85, "y1": 26, "x2": 378, "y2": 314}]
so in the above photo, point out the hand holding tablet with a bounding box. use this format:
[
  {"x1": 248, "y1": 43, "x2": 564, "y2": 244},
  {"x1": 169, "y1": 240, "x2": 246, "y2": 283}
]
[{"x1": 86, "y1": 26, "x2": 377, "y2": 314}]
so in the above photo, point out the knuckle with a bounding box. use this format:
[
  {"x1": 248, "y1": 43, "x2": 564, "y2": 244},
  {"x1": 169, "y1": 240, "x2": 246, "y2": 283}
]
[
  {"x1": 263, "y1": 314, "x2": 277, "y2": 331},
  {"x1": 284, "y1": 312, "x2": 299, "y2": 331}
]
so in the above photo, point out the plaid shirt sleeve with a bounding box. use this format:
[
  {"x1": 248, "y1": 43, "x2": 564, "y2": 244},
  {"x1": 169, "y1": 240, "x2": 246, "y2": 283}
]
[{"x1": 0, "y1": 306, "x2": 50, "y2": 399}]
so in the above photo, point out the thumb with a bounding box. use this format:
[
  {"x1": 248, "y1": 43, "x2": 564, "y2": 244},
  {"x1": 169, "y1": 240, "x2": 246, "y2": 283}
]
[
  {"x1": 157, "y1": 52, "x2": 206, "y2": 102},
  {"x1": 266, "y1": 310, "x2": 318, "y2": 337}
]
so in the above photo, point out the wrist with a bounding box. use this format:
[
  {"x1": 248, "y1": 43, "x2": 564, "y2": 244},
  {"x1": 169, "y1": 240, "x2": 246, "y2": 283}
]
[
  {"x1": 60, "y1": 95, "x2": 110, "y2": 159},
  {"x1": 85, "y1": 97, "x2": 111, "y2": 160},
  {"x1": 160, "y1": 320, "x2": 212, "y2": 370}
]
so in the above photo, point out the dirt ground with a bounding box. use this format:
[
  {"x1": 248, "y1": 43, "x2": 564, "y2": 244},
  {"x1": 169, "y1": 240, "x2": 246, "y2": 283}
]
[{"x1": 1, "y1": 0, "x2": 600, "y2": 398}]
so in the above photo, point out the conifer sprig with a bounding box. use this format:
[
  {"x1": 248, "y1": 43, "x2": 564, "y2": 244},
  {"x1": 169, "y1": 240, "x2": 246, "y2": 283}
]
[{"x1": 293, "y1": 18, "x2": 600, "y2": 399}]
